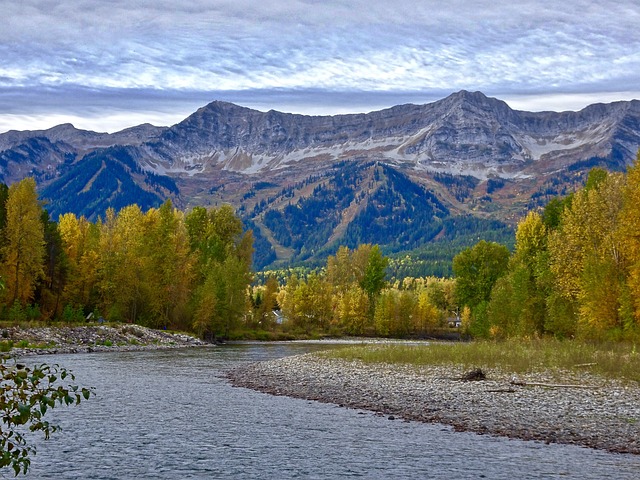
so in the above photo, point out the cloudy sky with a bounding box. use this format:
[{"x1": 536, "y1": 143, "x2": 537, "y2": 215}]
[{"x1": 2, "y1": 0, "x2": 639, "y2": 133}]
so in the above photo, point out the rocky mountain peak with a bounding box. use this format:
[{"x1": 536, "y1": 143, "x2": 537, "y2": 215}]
[
  {"x1": 437, "y1": 90, "x2": 515, "y2": 120},
  {"x1": 445, "y1": 89, "x2": 490, "y2": 103}
]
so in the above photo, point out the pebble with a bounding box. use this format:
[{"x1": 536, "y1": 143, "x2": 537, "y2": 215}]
[{"x1": 228, "y1": 353, "x2": 640, "y2": 455}]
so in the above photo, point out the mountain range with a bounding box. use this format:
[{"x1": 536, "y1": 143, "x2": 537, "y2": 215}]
[{"x1": 1, "y1": 90, "x2": 638, "y2": 269}]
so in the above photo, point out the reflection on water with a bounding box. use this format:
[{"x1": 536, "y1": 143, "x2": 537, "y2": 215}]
[{"x1": 16, "y1": 343, "x2": 640, "y2": 479}]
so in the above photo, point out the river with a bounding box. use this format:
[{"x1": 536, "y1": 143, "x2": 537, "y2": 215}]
[{"x1": 16, "y1": 343, "x2": 640, "y2": 479}]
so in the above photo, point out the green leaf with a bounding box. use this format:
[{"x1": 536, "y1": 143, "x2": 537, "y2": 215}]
[{"x1": 17, "y1": 404, "x2": 30, "y2": 423}]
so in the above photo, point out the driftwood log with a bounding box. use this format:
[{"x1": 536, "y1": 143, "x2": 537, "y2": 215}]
[
  {"x1": 460, "y1": 368, "x2": 486, "y2": 381},
  {"x1": 510, "y1": 380, "x2": 599, "y2": 389}
]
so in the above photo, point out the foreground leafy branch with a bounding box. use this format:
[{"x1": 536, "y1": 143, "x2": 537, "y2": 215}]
[{"x1": 0, "y1": 360, "x2": 94, "y2": 476}]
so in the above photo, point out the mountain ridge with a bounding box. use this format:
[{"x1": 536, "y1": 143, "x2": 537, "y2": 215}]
[
  {"x1": 134, "y1": 90, "x2": 640, "y2": 180},
  {"x1": 1, "y1": 90, "x2": 639, "y2": 269}
]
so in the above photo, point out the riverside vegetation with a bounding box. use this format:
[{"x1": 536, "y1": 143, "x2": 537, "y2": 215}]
[{"x1": 323, "y1": 340, "x2": 640, "y2": 383}]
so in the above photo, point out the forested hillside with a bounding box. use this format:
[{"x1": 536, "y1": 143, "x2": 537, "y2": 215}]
[
  {"x1": 246, "y1": 161, "x2": 512, "y2": 271},
  {"x1": 41, "y1": 146, "x2": 177, "y2": 219}
]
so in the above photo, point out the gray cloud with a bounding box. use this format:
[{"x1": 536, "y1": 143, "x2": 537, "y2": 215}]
[{"x1": 1, "y1": 0, "x2": 639, "y2": 132}]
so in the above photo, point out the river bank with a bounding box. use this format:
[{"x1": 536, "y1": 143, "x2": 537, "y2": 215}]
[
  {"x1": 1, "y1": 324, "x2": 209, "y2": 356},
  {"x1": 228, "y1": 353, "x2": 640, "y2": 455}
]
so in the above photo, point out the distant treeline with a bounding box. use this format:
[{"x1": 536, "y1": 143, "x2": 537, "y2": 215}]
[{"x1": 265, "y1": 244, "x2": 457, "y2": 338}]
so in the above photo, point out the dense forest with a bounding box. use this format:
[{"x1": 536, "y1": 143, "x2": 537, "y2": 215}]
[
  {"x1": 40, "y1": 146, "x2": 177, "y2": 220},
  {"x1": 260, "y1": 161, "x2": 451, "y2": 262},
  {"x1": 0, "y1": 178, "x2": 252, "y2": 340}
]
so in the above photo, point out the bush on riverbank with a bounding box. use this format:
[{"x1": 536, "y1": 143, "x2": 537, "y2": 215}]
[{"x1": 322, "y1": 339, "x2": 640, "y2": 383}]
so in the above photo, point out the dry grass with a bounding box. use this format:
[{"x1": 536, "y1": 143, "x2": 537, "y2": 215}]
[{"x1": 322, "y1": 338, "x2": 640, "y2": 383}]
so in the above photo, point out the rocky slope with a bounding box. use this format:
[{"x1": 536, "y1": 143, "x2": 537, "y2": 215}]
[
  {"x1": 136, "y1": 90, "x2": 639, "y2": 179},
  {"x1": 2, "y1": 90, "x2": 637, "y2": 188}
]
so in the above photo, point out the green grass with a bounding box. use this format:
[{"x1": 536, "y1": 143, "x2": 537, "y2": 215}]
[{"x1": 321, "y1": 338, "x2": 640, "y2": 383}]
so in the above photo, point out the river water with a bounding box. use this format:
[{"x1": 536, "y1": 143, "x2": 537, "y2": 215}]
[{"x1": 16, "y1": 343, "x2": 640, "y2": 479}]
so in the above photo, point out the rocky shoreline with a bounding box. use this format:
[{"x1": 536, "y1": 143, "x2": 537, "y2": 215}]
[
  {"x1": 1, "y1": 324, "x2": 209, "y2": 357},
  {"x1": 228, "y1": 353, "x2": 640, "y2": 455}
]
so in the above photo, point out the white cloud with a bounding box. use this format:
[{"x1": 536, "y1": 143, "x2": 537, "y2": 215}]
[{"x1": 1, "y1": 0, "x2": 639, "y2": 132}]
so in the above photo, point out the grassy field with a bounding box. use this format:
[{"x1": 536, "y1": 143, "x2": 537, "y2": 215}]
[{"x1": 321, "y1": 339, "x2": 640, "y2": 383}]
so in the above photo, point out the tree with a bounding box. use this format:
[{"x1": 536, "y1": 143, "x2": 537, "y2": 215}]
[
  {"x1": 326, "y1": 246, "x2": 356, "y2": 293},
  {"x1": 549, "y1": 172, "x2": 628, "y2": 336},
  {"x1": 335, "y1": 285, "x2": 370, "y2": 335},
  {"x1": 0, "y1": 183, "x2": 9, "y2": 257},
  {"x1": 58, "y1": 213, "x2": 101, "y2": 314},
  {"x1": 452, "y1": 240, "x2": 509, "y2": 309},
  {"x1": 36, "y1": 210, "x2": 68, "y2": 319},
  {"x1": 280, "y1": 273, "x2": 332, "y2": 334},
  {"x1": 373, "y1": 289, "x2": 417, "y2": 337},
  {"x1": 1, "y1": 178, "x2": 45, "y2": 305},
  {"x1": 326, "y1": 244, "x2": 381, "y2": 295},
  {"x1": 360, "y1": 245, "x2": 388, "y2": 300},
  {"x1": 97, "y1": 205, "x2": 147, "y2": 322},
  {"x1": 487, "y1": 211, "x2": 548, "y2": 337},
  {"x1": 144, "y1": 201, "x2": 193, "y2": 330},
  {"x1": 186, "y1": 205, "x2": 253, "y2": 339},
  {"x1": 0, "y1": 360, "x2": 93, "y2": 476},
  {"x1": 619, "y1": 150, "x2": 640, "y2": 327},
  {"x1": 415, "y1": 290, "x2": 440, "y2": 335},
  {"x1": 253, "y1": 275, "x2": 279, "y2": 330}
]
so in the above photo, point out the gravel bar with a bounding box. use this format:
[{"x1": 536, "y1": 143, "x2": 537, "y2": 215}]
[
  {"x1": 2, "y1": 324, "x2": 209, "y2": 357},
  {"x1": 228, "y1": 353, "x2": 640, "y2": 454}
]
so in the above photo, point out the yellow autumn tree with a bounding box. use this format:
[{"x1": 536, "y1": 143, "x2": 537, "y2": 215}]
[
  {"x1": 487, "y1": 211, "x2": 548, "y2": 337},
  {"x1": 548, "y1": 171, "x2": 628, "y2": 336},
  {"x1": 1, "y1": 178, "x2": 45, "y2": 306},
  {"x1": 143, "y1": 200, "x2": 193, "y2": 330},
  {"x1": 58, "y1": 213, "x2": 101, "y2": 312},
  {"x1": 335, "y1": 284, "x2": 370, "y2": 335},
  {"x1": 98, "y1": 205, "x2": 147, "y2": 322},
  {"x1": 618, "y1": 150, "x2": 640, "y2": 328}
]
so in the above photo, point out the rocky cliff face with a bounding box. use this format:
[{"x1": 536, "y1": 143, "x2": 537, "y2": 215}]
[
  {"x1": 125, "y1": 90, "x2": 640, "y2": 181},
  {"x1": 2, "y1": 90, "x2": 638, "y2": 185}
]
